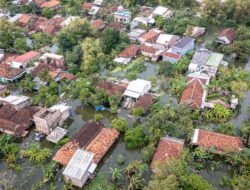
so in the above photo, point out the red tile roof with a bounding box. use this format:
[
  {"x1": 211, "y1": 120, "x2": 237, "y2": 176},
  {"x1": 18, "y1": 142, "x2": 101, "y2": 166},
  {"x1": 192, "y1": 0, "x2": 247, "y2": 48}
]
[
  {"x1": 162, "y1": 52, "x2": 181, "y2": 59},
  {"x1": 134, "y1": 93, "x2": 155, "y2": 113},
  {"x1": 91, "y1": 19, "x2": 105, "y2": 30},
  {"x1": 96, "y1": 81, "x2": 126, "y2": 98},
  {"x1": 30, "y1": 63, "x2": 53, "y2": 78},
  {"x1": 118, "y1": 44, "x2": 140, "y2": 58},
  {"x1": 108, "y1": 22, "x2": 125, "y2": 31},
  {"x1": 19, "y1": 14, "x2": 30, "y2": 25},
  {"x1": 0, "y1": 104, "x2": 40, "y2": 137},
  {"x1": 0, "y1": 64, "x2": 24, "y2": 80},
  {"x1": 191, "y1": 129, "x2": 243, "y2": 153},
  {"x1": 140, "y1": 45, "x2": 157, "y2": 54},
  {"x1": 85, "y1": 128, "x2": 119, "y2": 164},
  {"x1": 151, "y1": 137, "x2": 184, "y2": 171},
  {"x1": 41, "y1": 0, "x2": 61, "y2": 8},
  {"x1": 140, "y1": 29, "x2": 161, "y2": 43},
  {"x1": 218, "y1": 28, "x2": 236, "y2": 43},
  {"x1": 179, "y1": 77, "x2": 207, "y2": 109},
  {"x1": 73, "y1": 122, "x2": 102, "y2": 148},
  {"x1": 53, "y1": 141, "x2": 78, "y2": 165},
  {"x1": 82, "y1": 2, "x2": 92, "y2": 10},
  {"x1": 14, "y1": 51, "x2": 40, "y2": 64}
]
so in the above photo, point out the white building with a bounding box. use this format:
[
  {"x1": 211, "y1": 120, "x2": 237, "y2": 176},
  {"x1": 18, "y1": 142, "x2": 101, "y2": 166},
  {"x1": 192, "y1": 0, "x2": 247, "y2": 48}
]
[
  {"x1": 63, "y1": 149, "x2": 96, "y2": 188},
  {"x1": 50, "y1": 103, "x2": 72, "y2": 122},
  {"x1": 147, "y1": 6, "x2": 172, "y2": 24},
  {"x1": 124, "y1": 79, "x2": 151, "y2": 99},
  {"x1": 0, "y1": 95, "x2": 30, "y2": 110},
  {"x1": 114, "y1": 6, "x2": 131, "y2": 24}
]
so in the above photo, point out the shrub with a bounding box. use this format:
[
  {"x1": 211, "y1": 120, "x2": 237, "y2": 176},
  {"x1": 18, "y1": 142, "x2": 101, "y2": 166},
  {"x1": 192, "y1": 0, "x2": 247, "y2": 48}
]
[
  {"x1": 111, "y1": 118, "x2": 128, "y2": 133},
  {"x1": 131, "y1": 107, "x2": 144, "y2": 117},
  {"x1": 117, "y1": 154, "x2": 125, "y2": 165},
  {"x1": 124, "y1": 126, "x2": 148, "y2": 149},
  {"x1": 94, "y1": 114, "x2": 104, "y2": 122}
]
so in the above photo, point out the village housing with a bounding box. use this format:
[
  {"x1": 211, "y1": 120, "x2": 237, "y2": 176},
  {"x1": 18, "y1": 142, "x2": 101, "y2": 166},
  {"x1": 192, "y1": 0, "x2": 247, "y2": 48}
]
[{"x1": 0, "y1": 0, "x2": 249, "y2": 189}]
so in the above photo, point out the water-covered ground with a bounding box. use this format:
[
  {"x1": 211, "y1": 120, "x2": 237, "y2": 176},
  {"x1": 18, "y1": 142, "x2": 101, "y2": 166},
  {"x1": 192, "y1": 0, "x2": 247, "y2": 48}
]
[{"x1": 0, "y1": 53, "x2": 250, "y2": 190}]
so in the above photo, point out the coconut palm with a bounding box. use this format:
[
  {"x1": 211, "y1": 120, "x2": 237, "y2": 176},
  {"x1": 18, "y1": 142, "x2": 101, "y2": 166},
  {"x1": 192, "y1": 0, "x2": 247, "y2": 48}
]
[
  {"x1": 128, "y1": 174, "x2": 145, "y2": 190},
  {"x1": 109, "y1": 167, "x2": 123, "y2": 182},
  {"x1": 43, "y1": 162, "x2": 57, "y2": 182}
]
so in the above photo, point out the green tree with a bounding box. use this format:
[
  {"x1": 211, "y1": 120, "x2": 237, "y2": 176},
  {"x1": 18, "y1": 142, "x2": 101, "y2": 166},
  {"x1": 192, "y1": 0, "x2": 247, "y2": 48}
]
[
  {"x1": 215, "y1": 123, "x2": 236, "y2": 136},
  {"x1": 81, "y1": 38, "x2": 104, "y2": 74},
  {"x1": 57, "y1": 19, "x2": 92, "y2": 52},
  {"x1": 171, "y1": 76, "x2": 186, "y2": 98},
  {"x1": 124, "y1": 126, "x2": 148, "y2": 149},
  {"x1": 42, "y1": 7, "x2": 53, "y2": 19},
  {"x1": 32, "y1": 32, "x2": 52, "y2": 49},
  {"x1": 111, "y1": 118, "x2": 128, "y2": 133},
  {"x1": 20, "y1": 74, "x2": 35, "y2": 92},
  {"x1": 100, "y1": 28, "x2": 120, "y2": 54}
]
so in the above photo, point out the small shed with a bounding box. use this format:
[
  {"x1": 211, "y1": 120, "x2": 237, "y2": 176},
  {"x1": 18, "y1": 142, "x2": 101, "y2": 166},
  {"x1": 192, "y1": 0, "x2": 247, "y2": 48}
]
[
  {"x1": 46, "y1": 127, "x2": 67, "y2": 143},
  {"x1": 63, "y1": 149, "x2": 94, "y2": 188}
]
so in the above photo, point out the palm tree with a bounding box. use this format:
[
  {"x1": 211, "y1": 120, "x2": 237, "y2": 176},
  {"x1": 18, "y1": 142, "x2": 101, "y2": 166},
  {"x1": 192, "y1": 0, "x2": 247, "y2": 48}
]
[
  {"x1": 128, "y1": 174, "x2": 145, "y2": 190},
  {"x1": 109, "y1": 167, "x2": 123, "y2": 182}
]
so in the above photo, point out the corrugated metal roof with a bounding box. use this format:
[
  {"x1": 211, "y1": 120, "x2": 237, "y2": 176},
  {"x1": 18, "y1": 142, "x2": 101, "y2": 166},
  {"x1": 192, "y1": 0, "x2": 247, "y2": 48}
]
[{"x1": 63, "y1": 149, "x2": 94, "y2": 180}]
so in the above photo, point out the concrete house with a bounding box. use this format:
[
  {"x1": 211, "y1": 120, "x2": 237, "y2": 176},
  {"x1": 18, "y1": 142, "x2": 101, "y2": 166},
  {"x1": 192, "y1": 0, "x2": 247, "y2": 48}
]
[
  {"x1": 147, "y1": 6, "x2": 172, "y2": 24},
  {"x1": 0, "y1": 64, "x2": 26, "y2": 83},
  {"x1": 13, "y1": 51, "x2": 41, "y2": 68},
  {"x1": 154, "y1": 34, "x2": 179, "y2": 50},
  {"x1": 34, "y1": 103, "x2": 71, "y2": 135},
  {"x1": 128, "y1": 29, "x2": 146, "y2": 41},
  {"x1": 124, "y1": 79, "x2": 151, "y2": 99},
  {"x1": 63, "y1": 149, "x2": 95, "y2": 188},
  {"x1": 114, "y1": 44, "x2": 140, "y2": 65},
  {"x1": 0, "y1": 95, "x2": 30, "y2": 110},
  {"x1": 33, "y1": 108, "x2": 61, "y2": 135},
  {"x1": 188, "y1": 49, "x2": 211, "y2": 72},
  {"x1": 114, "y1": 6, "x2": 131, "y2": 24},
  {"x1": 39, "y1": 53, "x2": 64, "y2": 68},
  {"x1": 162, "y1": 51, "x2": 182, "y2": 63},
  {"x1": 171, "y1": 37, "x2": 195, "y2": 55}
]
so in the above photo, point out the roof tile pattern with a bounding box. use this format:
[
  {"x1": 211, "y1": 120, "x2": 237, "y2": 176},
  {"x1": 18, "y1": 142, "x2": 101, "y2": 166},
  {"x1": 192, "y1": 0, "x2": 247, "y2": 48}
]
[
  {"x1": 180, "y1": 77, "x2": 207, "y2": 109},
  {"x1": 85, "y1": 128, "x2": 119, "y2": 164},
  {"x1": 118, "y1": 44, "x2": 140, "y2": 58},
  {"x1": 191, "y1": 129, "x2": 243, "y2": 153},
  {"x1": 151, "y1": 137, "x2": 184, "y2": 170}
]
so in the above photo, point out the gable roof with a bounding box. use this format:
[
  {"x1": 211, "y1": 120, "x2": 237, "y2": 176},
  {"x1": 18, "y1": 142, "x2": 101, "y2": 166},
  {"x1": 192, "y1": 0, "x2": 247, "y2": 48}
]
[
  {"x1": 107, "y1": 22, "x2": 125, "y2": 31},
  {"x1": 96, "y1": 81, "x2": 126, "y2": 98},
  {"x1": 73, "y1": 122, "x2": 102, "y2": 148},
  {"x1": 174, "y1": 37, "x2": 194, "y2": 49},
  {"x1": 53, "y1": 141, "x2": 79, "y2": 165},
  {"x1": 140, "y1": 45, "x2": 157, "y2": 54},
  {"x1": 14, "y1": 51, "x2": 40, "y2": 64},
  {"x1": 134, "y1": 93, "x2": 155, "y2": 113},
  {"x1": 151, "y1": 136, "x2": 184, "y2": 171},
  {"x1": 41, "y1": 0, "x2": 60, "y2": 8},
  {"x1": 179, "y1": 77, "x2": 207, "y2": 109},
  {"x1": 0, "y1": 64, "x2": 24, "y2": 80},
  {"x1": 139, "y1": 29, "x2": 161, "y2": 43},
  {"x1": 162, "y1": 52, "x2": 182, "y2": 60},
  {"x1": 218, "y1": 28, "x2": 236, "y2": 43},
  {"x1": 85, "y1": 128, "x2": 119, "y2": 164},
  {"x1": 118, "y1": 44, "x2": 140, "y2": 58},
  {"x1": 191, "y1": 129, "x2": 243, "y2": 153},
  {"x1": 82, "y1": 2, "x2": 92, "y2": 10}
]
